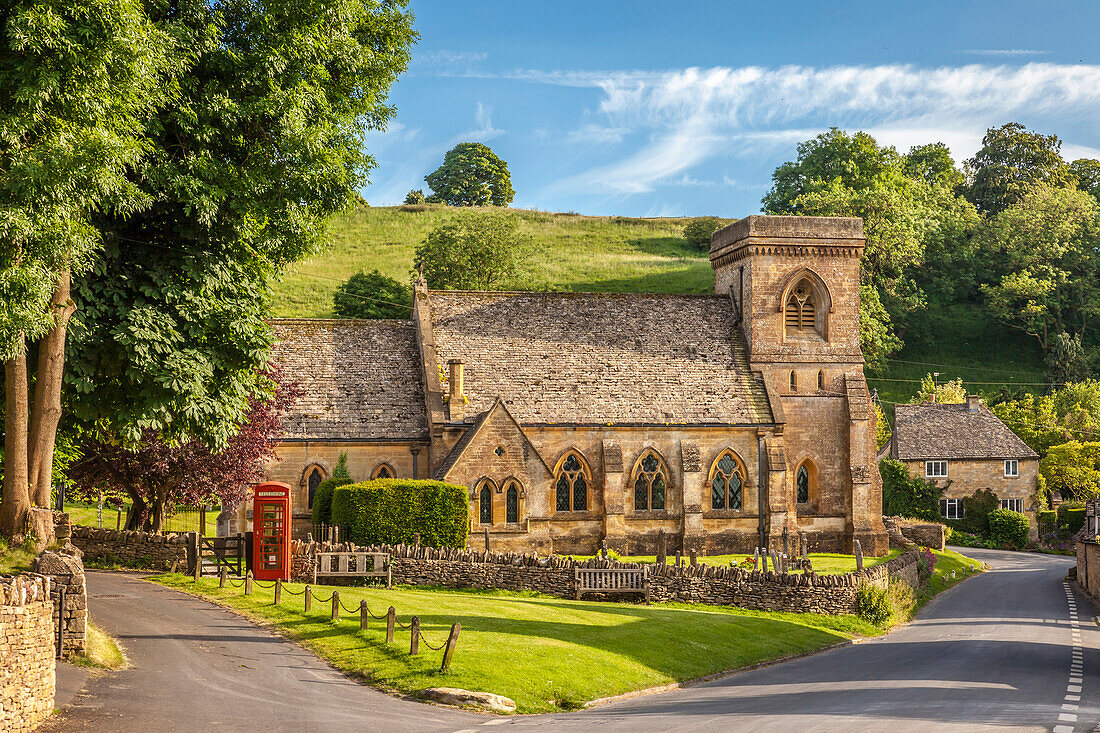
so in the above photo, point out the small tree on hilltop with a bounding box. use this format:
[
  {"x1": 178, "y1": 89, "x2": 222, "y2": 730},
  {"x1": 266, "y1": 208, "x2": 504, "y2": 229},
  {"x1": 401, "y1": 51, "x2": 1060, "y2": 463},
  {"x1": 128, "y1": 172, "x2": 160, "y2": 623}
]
[
  {"x1": 68, "y1": 367, "x2": 300, "y2": 532},
  {"x1": 683, "y1": 217, "x2": 723, "y2": 249},
  {"x1": 914, "y1": 374, "x2": 966, "y2": 404},
  {"x1": 425, "y1": 142, "x2": 515, "y2": 207},
  {"x1": 414, "y1": 212, "x2": 527, "y2": 290},
  {"x1": 404, "y1": 189, "x2": 426, "y2": 205},
  {"x1": 333, "y1": 271, "x2": 412, "y2": 319}
]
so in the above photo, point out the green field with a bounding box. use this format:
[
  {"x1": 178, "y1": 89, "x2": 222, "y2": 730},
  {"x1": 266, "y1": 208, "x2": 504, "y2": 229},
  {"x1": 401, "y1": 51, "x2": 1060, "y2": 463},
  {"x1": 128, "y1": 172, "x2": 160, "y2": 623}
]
[
  {"x1": 154, "y1": 574, "x2": 877, "y2": 713},
  {"x1": 66, "y1": 501, "x2": 215, "y2": 535},
  {"x1": 272, "y1": 204, "x2": 1044, "y2": 407}
]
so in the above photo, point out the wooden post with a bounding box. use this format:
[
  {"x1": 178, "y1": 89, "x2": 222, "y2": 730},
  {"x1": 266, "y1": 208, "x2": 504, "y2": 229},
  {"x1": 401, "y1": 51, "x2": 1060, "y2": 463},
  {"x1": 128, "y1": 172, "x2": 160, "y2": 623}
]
[
  {"x1": 200, "y1": 506, "x2": 206, "y2": 537},
  {"x1": 331, "y1": 591, "x2": 340, "y2": 621},
  {"x1": 440, "y1": 623, "x2": 460, "y2": 672},
  {"x1": 410, "y1": 616, "x2": 420, "y2": 655},
  {"x1": 188, "y1": 532, "x2": 200, "y2": 579},
  {"x1": 304, "y1": 586, "x2": 312, "y2": 612},
  {"x1": 245, "y1": 571, "x2": 253, "y2": 595},
  {"x1": 116, "y1": 506, "x2": 122, "y2": 531},
  {"x1": 386, "y1": 606, "x2": 395, "y2": 643},
  {"x1": 360, "y1": 600, "x2": 368, "y2": 630},
  {"x1": 274, "y1": 579, "x2": 282, "y2": 605},
  {"x1": 192, "y1": 533, "x2": 202, "y2": 582},
  {"x1": 219, "y1": 566, "x2": 227, "y2": 589}
]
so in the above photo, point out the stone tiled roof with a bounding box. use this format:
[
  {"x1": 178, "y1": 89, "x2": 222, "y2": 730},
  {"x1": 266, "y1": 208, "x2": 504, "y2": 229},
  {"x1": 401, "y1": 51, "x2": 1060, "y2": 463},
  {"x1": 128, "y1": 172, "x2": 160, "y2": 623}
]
[
  {"x1": 270, "y1": 319, "x2": 428, "y2": 441},
  {"x1": 892, "y1": 403, "x2": 1038, "y2": 461},
  {"x1": 428, "y1": 291, "x2": 774, "y2": 425}
]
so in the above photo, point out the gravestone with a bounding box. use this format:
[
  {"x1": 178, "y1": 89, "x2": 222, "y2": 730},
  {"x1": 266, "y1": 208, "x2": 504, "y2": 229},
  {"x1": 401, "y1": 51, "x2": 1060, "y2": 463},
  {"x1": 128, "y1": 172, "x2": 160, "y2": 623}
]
[
  {"x1": 854, "y1": 539, "x2": 863, "y2": 570},
  {"x1": 752, "y1": 547, "x2": 760, "y2": 571},
  {"x1": 675, "y1": 551, "x2": 682, "y2": 568},
  {"x1": 689, "y1": 550, "x2": 697, "y2": 567},
  {"x1": 656, "y1": 530, "x2": 667, "y2": 565},
  {"x1": 782, "y1": 528, "x2": 790, "y2": 557},
  {"x1": 484, "y1": 527, "x2": 490, "y2": 551},
  {"x1": 760, "y1": 549, "x2": 768, "y2": 572}
]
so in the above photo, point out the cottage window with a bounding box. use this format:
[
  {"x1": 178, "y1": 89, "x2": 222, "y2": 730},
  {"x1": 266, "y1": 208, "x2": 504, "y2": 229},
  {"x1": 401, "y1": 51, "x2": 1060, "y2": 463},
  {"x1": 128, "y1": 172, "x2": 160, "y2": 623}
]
[
  {"x1": 709, "y1": 450, "x2": 745, "y2": 510},
  {"x1": 999, "y1": 498, "x2": 1023, "y2": 513},
  {"x1": 1004, "y1": 459, "x2": 1019, "y2": 477},
  {"x1": 505, "y1": 482, "x2": 520, "y2": 524},
  {"x1": 554, "y1": 451, "x2": 590, "y2": 512},
  {"x1": 632, "y1": 450, "x2": 668, "y2": 511},
  {"x1": 925, "y1": 460, "x2": 948, "y2": 478},
  {"x1": 306, "y1": 467, "x2": 325, "y2": 509},
  {"x1": 478, "y1": 482, "x2": 493, "y2": 524},
  {"x1": 797, "y1": 465, "x2": 810, "y2": 504},
  {"x1": 940, "y1": 497, "x2": 963, "y2": 520}
]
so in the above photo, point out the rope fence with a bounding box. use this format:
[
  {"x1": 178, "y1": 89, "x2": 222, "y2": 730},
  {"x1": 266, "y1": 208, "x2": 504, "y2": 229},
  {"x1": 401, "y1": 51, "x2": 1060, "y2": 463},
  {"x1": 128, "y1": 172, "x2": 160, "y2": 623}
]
[{"x1": 203, "y1": 569, "x2": 460, "y2": 671}]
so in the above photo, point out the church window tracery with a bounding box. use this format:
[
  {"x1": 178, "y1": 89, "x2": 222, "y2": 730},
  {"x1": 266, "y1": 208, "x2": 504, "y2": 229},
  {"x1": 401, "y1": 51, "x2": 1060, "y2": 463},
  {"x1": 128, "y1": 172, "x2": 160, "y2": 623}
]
[
  {"x1": 478, "y1": 480, "x2": 494, "y2": 524},
  {"x1": 505, "y1": 482, "x2": 520, "y2": 523},
  {"x1": 632, "y1": 450, "x2": 668, "y2": 511},
  {"x1": 709, "y1": 450, "x2": 745, "y2": 510},
  {"x1": 554, "y1": 451, "x2": 590, "y2": 512}
]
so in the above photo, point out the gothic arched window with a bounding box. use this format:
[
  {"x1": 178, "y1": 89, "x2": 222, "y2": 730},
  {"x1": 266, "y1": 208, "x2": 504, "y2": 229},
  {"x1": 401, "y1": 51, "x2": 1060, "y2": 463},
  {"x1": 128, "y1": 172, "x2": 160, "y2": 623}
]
[
  {"x1": 784, "y1": 277, "x2": 827, "y2": 340},
  {"x1": 796, "y1": 461, "x2": 816, "y2": 505},
  {"x1": 505, "y1": 482, "x2": 520, "y2": 524},
  {"x1": 478, "y1": 480, "x2": 494, "y2": 524},
  {"x1": 632, "y1": 450, "x2": 668, "y2": 511},
  {"x1": 372, "y1": 463, "x2": 394, "y2": 479},
  {"x1": 709, "y1": 450, "x2": 746, "y2": 510},
  {"x1": 554, "y1": 451, "x2": 590, "y2": 512},
  {"x1": 306, "y1": 466, "x2": 325, "y2": 509}
]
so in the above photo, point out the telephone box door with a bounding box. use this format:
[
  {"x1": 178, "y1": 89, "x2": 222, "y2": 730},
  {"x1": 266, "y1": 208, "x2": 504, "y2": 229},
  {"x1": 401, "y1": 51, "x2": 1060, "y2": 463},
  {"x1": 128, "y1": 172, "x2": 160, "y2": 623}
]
[{"x1": 253, "y1": 482, "x2": 291, "y2": 581}]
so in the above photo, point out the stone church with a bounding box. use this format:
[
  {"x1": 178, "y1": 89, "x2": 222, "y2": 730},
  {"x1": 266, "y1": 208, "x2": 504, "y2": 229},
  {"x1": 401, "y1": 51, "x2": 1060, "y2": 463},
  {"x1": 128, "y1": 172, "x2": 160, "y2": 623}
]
[{"x1": 263, "y1": 215, "x2": 889, "y2": 556}]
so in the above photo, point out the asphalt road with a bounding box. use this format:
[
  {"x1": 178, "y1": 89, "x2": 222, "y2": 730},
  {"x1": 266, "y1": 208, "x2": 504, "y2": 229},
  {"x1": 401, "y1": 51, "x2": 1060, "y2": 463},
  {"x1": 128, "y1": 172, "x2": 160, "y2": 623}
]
[{"x1": 46, "y1": 548, "x2": 1096, "y2": 733}]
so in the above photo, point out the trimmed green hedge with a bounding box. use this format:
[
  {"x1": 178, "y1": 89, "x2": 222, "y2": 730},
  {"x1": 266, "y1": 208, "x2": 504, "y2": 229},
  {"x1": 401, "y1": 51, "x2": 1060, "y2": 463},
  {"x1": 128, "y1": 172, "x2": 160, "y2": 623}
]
[
  {"x1": 1036, "y1": 509, "x2": 1056, "y2": 527},
  {"x1": 988, "y1": 509, "x2": 1030, "y2": 549},
  {"x1": 311, "y1": 478, "x2": 353, "y2": 525},
  {"x1": 331, "y1": 479, "x2": 469, "y2": 548},
  {"x1": 1057, "y1": 504, "x2": 1086, "y2": 534}
]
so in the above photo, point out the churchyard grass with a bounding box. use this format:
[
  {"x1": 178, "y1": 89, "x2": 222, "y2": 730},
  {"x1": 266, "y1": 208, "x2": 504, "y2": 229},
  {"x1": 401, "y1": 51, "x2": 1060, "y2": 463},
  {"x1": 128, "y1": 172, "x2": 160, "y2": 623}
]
[
  {"x1": 151, "y1": 573, "x2": 879, "y2": 713},
  {"x1": 65, "y1": 501, "x2": 213, "y2": 534},
  {"x1": 573, "y1": 550, "x2": 902, "y2": 574},
  {"x1": 0, "y1": 538, "x2": 37, "y2": 574}
]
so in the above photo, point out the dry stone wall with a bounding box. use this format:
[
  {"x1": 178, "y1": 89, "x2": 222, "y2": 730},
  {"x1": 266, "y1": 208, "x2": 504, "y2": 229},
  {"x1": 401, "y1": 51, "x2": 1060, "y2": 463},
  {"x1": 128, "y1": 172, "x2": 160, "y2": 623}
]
[
  {"x1": 69, "y1": 525, "x2": 188, "y2": 570},
  {"x1": 0, "y1": 574, "x2": 54, "y2": 732},
  {"x1": 291, "y1": 541, "x2": 920, "y2": 615},
  {"x1": 34, "y1": 551, "x2": 87, "y2": 657}
]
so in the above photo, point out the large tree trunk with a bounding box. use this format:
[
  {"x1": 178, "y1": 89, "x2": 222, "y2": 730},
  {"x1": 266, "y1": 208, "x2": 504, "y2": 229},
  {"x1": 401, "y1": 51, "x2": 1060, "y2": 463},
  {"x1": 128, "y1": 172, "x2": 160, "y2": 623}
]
[
  {"x1": 29, "y1": 269, "x2": 76, "y2": 507},
  {"x1": 0, "y1": 352, "x2": 31, "y2": 538}
]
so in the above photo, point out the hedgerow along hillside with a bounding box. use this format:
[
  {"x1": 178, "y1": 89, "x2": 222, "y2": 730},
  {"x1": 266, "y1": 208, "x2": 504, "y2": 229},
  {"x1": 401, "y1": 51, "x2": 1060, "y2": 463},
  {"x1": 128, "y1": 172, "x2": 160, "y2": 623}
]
[{"x1": 270, "y1": 204, "x2": 1046, "y2": 406}]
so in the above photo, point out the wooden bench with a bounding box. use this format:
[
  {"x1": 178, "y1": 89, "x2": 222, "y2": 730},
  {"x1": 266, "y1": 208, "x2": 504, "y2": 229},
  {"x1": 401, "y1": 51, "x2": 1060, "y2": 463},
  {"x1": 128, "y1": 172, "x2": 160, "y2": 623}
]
[
  {"x1": 313, "y1": 551, "x2": 392, "y2": 587},
  {"x1": 575, "y1": 567, "x2": 650, "y2": 603}
]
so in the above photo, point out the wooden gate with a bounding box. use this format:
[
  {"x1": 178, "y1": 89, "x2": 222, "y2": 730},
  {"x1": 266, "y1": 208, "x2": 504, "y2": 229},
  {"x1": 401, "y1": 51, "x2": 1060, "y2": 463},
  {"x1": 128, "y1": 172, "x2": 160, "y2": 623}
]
[{"x1": 199, "y1": 535, "x2": 244, "y2": 577}]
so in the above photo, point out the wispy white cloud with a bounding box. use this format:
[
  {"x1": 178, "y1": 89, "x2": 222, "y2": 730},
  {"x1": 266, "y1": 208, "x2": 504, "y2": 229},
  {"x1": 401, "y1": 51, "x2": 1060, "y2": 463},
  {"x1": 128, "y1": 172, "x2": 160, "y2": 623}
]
[
  {"x1": 565, "y1": 124, "x2": 630, "y2": 145},
  {"x1": 508, "y1": 63, "x2": 1100, "y2": 196},
  {"x1": 961, "y1": 49, "x2": 1049, "y2": 57},
  {"x1": 415, "y1": 50, "x2": 488, "y2": 69}
]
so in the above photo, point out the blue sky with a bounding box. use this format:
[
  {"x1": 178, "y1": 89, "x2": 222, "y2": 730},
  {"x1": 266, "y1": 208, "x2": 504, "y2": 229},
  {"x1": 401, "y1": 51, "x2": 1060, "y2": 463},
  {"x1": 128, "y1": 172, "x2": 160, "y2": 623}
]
[{"x1": 362, "y1": 1, "x2": 1100, "y2": 217}]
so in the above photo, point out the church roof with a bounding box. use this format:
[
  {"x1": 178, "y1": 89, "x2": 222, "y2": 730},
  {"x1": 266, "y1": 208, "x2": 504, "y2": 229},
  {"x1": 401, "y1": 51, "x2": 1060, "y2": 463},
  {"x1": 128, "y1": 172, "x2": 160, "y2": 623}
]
[
  {"x1": 269, "y1": 319, "x2": 428, "y2": 441},
  {"x1": 428, "y1": 291, "x2": 774, "y2": 426},
  {"x1": 891, "y1": 402, "x2": 1038, "y2": 461}
]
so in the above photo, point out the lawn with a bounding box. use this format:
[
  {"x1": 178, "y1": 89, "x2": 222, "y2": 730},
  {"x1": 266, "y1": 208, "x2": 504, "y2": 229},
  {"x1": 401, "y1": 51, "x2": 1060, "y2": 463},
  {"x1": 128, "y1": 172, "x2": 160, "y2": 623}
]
[
  {"x1": 66, "y1": 501, "x2": 216, "y2": 535},
  {"x1": 271, "y1": 204, "x2": 715, "y2": 318},
  {"x1": 574, "y1": 550, "x2": 902, "y2": 575},
  {"x1": 152, "y1": 573, "x2": 878, "y2": 713}
]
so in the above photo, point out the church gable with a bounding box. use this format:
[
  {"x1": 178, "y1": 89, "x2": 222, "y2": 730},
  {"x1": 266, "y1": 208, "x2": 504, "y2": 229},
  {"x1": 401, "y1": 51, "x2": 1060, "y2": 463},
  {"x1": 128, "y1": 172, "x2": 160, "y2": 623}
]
[{"x1": 434, "y1": 399, "x2": 552, "y2": 489}]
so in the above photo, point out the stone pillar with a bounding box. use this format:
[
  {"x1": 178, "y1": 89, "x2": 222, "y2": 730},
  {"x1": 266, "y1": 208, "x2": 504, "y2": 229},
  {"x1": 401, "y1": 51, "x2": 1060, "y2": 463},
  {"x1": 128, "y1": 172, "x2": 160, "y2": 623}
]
[
  {"x1": 845, "y1": 374, "x2": 889, "y2": 555},
  {"x1": 680, "y1": 442, "x2": 705, "y2": 554},
  {"x1": 35, "y1": 550, "x2": 87, "y2": 657},
  {"x1": 601, "y1": 441, "x2": 628, "y2": 554}
]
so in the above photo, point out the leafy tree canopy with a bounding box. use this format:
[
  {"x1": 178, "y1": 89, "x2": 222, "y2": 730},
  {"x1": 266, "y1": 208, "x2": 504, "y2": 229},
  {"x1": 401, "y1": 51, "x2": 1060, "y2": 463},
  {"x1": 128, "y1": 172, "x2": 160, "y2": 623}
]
[
  {"x1": 964, "y1": 122, "x2": 1073, "y2": 215},
  {"x1": 914, "y1": 374, "x2": 966, "y2": 404},
  {"x1": 68, "y1": 0, "x2": 417, "y2": 450},
  {"x1": 1040, "y1": 440, "x2": 1100, "y2": 502},
  {"x1": 879, "y1": 457, "x2": 943, "y2": 521},
  {"x1": 1070, "y1": 158, "x2": 1100, "y2": 203},
  {"x1": 425, "y1": 142, "x2": 515, "y2": 207},
  {"x1": 414, "y1": 212, "x2": 527, "y2": 290},
  {"x1": 978, "y1": 184, "x2": 1100, "y2": 350},
  {"x1": 404, "y1": 189, "x2": 426, "y2": 205},
  {"x1": 333, "y1": 270, "x2": 412, "y2": 319},
  {"x1": 904, "y1": 142, "x2": 965, "y2": 189},
  {"x1": 682, "y1": 217, "x2": 723, "y2": 249}
]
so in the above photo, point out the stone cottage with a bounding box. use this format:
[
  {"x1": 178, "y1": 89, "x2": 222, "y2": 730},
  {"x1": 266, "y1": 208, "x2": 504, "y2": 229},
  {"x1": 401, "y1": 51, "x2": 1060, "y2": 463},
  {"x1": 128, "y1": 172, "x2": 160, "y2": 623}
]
[
  {"x1": 260, "y1": 215, "x2": 889, "y2": 556},
  {"x1": 883, "y1": 396, "x2": 1040, "y2": 528}
]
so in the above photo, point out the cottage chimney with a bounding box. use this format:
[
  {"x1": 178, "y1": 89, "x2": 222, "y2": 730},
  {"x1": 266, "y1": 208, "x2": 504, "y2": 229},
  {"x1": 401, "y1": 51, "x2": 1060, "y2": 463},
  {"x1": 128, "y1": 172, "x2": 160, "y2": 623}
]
[
  {"x1": 448, "y1": 359, "x2": 466, "y2": 422},
  {"x1": 967, "y1": 394, "x2": 980, "y2": 413}
]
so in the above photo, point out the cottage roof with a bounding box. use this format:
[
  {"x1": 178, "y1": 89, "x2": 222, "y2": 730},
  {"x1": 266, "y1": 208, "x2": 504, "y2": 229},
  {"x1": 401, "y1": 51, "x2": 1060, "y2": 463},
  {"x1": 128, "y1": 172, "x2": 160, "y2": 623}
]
[
  {"x1": 891, "y1": 402, "x2": 1038, "y2": 461},
  {"x1": 427, "y1": 291, "x2": 774, "y2": 426},
  {"x1": 269, "y1": 319, "x2": 428, "y2": 441}
]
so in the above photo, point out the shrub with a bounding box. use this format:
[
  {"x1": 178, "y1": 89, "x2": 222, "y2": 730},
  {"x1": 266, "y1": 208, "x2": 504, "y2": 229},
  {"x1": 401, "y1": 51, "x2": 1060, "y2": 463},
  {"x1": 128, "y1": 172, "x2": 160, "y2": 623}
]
[
  {"x1": 944, "y1": 527, "x2": 996, "y2": 549},
  {"x1": 855, "y1": 583, "x2": 892, "y2": 626},
  {"x1": 1036, "y1": 509, "x2": 1056, "y2": 527},
  {"x1": 332, "y1": 270, "x2": 412, "y2": 319},
  {"x1": 1057, "y1": 503, "x2": 1086, "y2": 533},
  {"x1": 404, "y1": 189, "x2": 426, "y2": 205},
  {"x1": 414, "y1": 212, "x2": 527, "y2": 290},
  {"x1": 332, "y1": 479, "x2": 469, "y2": 548},
  {"x1": 880, "y1": 458, "x2": 944, "y2": 521},
  {"x1": 682, "y1": 217, "x2": 722, "y2": 249},
  {"x1": 311, "y1": 478, "x2": 353, "y2": 525},
  {"x1": 988, "y1": 508, "x2": 1030, "y2": 549},
  {"x1": 957, "y1": 488, "x2": 999, "y2": 535},
  {"x1": 918, "y1": 546, "x2": 938, "y2": 581}
]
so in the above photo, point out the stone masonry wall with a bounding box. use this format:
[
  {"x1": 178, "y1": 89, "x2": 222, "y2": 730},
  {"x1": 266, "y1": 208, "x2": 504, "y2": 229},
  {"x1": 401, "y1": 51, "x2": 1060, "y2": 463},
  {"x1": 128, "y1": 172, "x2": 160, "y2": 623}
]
[
  {"x1": 70, "y1": 525, "x2": 188, "y2": 570},
  {"x1": 0, "y1": 574, "x2": 54, "y2": 732},
  {"x1": 291, "y1": 541, "x2": 920, "y2": 615},
  {"x1": 35, "y1": 552, "x2": 87, "y2": 657}
]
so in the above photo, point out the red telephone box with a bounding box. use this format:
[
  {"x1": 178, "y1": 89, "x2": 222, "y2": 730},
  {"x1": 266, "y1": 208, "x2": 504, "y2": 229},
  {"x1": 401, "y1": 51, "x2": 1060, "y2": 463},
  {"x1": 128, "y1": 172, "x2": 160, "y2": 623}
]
[{"x1": 252, "y1": 482, "x2": 291, "y2": 581}]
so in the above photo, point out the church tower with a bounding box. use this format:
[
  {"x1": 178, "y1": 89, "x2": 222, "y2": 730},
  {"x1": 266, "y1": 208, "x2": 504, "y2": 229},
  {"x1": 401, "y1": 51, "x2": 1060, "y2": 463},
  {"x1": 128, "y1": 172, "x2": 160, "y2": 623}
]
[{"x1": 710, "y1": 215, "x2": 888, "y2": 555}]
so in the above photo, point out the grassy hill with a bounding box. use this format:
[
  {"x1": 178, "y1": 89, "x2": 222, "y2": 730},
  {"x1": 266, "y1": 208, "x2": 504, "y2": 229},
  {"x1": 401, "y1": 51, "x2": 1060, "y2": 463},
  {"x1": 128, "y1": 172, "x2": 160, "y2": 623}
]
[{"x1": 271, "y1": 204, "x2": 1046, "y2": 407}]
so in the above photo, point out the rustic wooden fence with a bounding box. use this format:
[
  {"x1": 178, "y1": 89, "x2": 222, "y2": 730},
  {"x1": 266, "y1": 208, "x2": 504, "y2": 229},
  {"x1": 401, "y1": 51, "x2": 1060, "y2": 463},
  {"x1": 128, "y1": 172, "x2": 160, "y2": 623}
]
[{"x1": 206, "y1": 568, "x2": 460, "y2": 672}]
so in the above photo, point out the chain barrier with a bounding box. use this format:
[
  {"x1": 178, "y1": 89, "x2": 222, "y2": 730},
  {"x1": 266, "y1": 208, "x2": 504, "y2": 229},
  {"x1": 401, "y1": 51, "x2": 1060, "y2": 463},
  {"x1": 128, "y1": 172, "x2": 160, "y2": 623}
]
[
  {"x1": 311, "y1": 591, "x2": 335, "y2": 603},
  {"x1": 339, "y1": 599, "x2": 361, "y2": 614},
  {"x1": 368, "y1": 608, "x2": 389, "y2": 620},
  {"x1": 281, "y1": 586, "x2": 307, "y2": 596},
  {"x1": 226, "y1": 577, "x2": 245, "y2": 588},
  {"x1": 252, "y1": 579, "x2": 277, "y2": 589},
  {"x1": 394, "y1": 618, "x2": 413, "y2": 630},
  {"x1": 417, "y1": 630, "x2": 447, "y2": 651}
]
